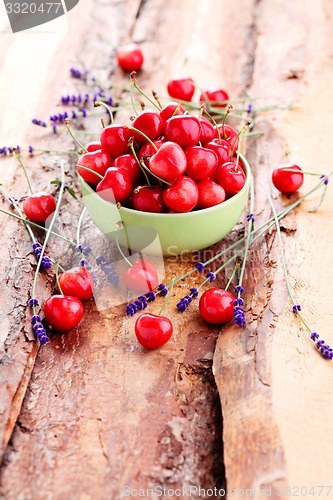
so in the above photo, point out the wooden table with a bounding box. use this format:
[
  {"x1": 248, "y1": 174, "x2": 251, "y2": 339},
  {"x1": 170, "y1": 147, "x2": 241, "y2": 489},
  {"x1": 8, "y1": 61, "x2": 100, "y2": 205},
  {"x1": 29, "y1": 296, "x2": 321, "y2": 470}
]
[{"x1": 1, "y1": 0, "x2": 333, "y2": 498}]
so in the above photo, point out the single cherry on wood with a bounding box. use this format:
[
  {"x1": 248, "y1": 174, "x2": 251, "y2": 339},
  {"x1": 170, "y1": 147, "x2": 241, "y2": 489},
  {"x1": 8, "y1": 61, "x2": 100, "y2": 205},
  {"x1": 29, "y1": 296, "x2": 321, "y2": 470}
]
[
  {"x1": 272, "y1": 164, "x2": 304, "y2": 193},
  {"x1": 199, "y1": 288, "x2": 235, "y2": 324},
  {"x1": 23, "y1": 192, "x2": 56, "y2": 224},
  {"x1": 116, "y1": 43, "x2": 144, "y2": 72},
  {"x1": 44, "y1": 295, "x2": 84, "y2": 332},
  {"x1": 58, "y1": 267, "x2": 94, "y2": 301},
  {"x1": 167, "y1": 76, "x2": 195, "y2": 102},
  {"x1": 200, "y1": 87, "x2": 229, "y2": 108},
  {"x1": 135, "y1": 313, "x2": 173, "y2": 349}
]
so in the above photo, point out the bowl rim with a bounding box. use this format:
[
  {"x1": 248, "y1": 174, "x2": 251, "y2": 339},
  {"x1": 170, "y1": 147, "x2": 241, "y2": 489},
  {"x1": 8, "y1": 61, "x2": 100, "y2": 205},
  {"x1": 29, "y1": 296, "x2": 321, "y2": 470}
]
[{"x1": 81, "y1": 152, "x2": 251, "y2": 218}]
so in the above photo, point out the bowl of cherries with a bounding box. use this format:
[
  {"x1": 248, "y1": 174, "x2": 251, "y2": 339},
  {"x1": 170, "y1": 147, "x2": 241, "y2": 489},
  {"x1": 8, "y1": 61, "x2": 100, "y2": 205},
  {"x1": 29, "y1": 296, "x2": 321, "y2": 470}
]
[{"x1": 78, "y1": 100, "x2": 251, "y2": 256}]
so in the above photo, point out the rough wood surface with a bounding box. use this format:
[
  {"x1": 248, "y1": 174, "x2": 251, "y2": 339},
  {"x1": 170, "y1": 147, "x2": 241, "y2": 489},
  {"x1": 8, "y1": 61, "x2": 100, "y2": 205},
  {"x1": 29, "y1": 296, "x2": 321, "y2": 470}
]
[{"x1": 0, "y1": 0, "x2": 333, "y2": 499}]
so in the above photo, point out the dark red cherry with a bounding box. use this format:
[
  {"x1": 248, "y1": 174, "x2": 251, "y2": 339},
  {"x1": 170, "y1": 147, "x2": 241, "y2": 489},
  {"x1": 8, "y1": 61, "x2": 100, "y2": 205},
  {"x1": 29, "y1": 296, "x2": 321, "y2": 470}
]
[
  {"x1": 159, "y1": 102, "x2": 186, "y2": 122},
  {"x1": 132, "y1": 186, "x2": 166, "y2": 213},
  {"x1": 124, "y1": 259, "x2": 159, "y2": 292},
  {"x1": 138, "y1": 140, "x2": 164, "y2": 161},
  {"x1": 116, "y1": 43, "x2": 144, "y2": 72},
  {"x1": 113, "y1": 154, "x2": 141, "y2": 185},
  {"x1": 272, "y1": 164, "x2": 304, "y2": 193},
  {"x1": 198, "y1": 116, "x2": 216, "y2": 143},
  {"x1": 205, "y1": 138, "x2": 231, "y2": 165},
  {"x1": 100, "y1": 124, "x2": 131, "y2": 158},
  {"x1": 200, "y1": 87, "x2": 229, "y2": 108},
  {"x1": 197, "y1": 180, "x2": 226, "y2": 209},
  {"x1": 215, "y1": 161, "x2": 246, "y2": 195},
  {"x1": 58, "y1": 267, "x2": 94, "y2": 300},
  {"x1": 23, "y1": 192, "x2": 56, "y2": 223},
  {"x1": 199, "y1": 288, "x2": 235, "y2": 324},
  {"x1": 135, "y1": 313, "x2": 173, "y2": 349},
  {"x1": 44, "y1": 295, "x2": 84, "y2": 332},
  {"x1": 77, "y1": 150, "x2": 113, "y2": 185},
  {"x1": 131, "y1": 110, "x2": 163, "y2": 143},
  {"x1": 163, "y1": 176, "x2": 198, "y2": 213},
  {"x1": 96, "y1": 167, "x2": 133, "y2": 202},
  {"x1": 164, "y1": 115, "x2": 201, "y2": 148},
  {"x1": 149, "y1": 141, "x2": 187, "y2": 180},
  {"x1": 185, "y1": 146, "x2": 218, "y2": 181},
  {"x1": 86, "y1": 141, "x2": 102, "y2": 152},
  {"x1": 167, "y1": 76, "x2": 195, "y2": 101}
]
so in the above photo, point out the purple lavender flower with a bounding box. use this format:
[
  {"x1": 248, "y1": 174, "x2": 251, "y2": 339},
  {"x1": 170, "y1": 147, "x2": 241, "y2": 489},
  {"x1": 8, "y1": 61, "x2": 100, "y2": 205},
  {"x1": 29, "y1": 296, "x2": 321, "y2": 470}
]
[
  {"x1": 247, "y1": 103, "x2": 253, "y2": 114},
  {"x1": 246, "y1": 213, "x2": 255, "y2": 222},
  {"x1": 292, "y1": 304, "x2": 301, "y2": 314},
  {"x1": 32, "y1": 242, "x2": 52, "y2": 269},
  {"x1": 28, "y1": 146, "x2": 33, "y2": 154},
  {"x1": 32, "y1": 118, "x2": 47, "y2": 127},
  {"x1": 70, "y1": 67, "x2": 88, "y2": 79},
  {"x1": 309, "y1": 334, "x2": 333, "y2": 360},
  {"x1": 146, "y1": 291, "x2": 156, "y2": 302},
  {"x1": 205, "y1": 272, "x2": 216, "y2": 282},
  {"x1": 195, "y1": 261, "x2": 205, "y2": 272},
  {"x1": 235, "y1": 285, "x2": 245, "y2": 295},
  {"x1": 158, "y1": 283, "x2": 168, "y2": 296},
  {"x1": 28, "y1": 298, "x2": 39, "y2": 307},
  {"x1": 176, "y1": 287, "x2": 199, "y2": 313}
]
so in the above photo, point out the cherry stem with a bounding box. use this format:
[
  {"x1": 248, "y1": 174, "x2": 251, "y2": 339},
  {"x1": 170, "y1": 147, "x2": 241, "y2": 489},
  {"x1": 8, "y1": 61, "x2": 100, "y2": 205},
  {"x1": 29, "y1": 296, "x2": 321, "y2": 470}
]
[
  {"x1": 55, "y1": 261, "x2": 64, "y2": 296},
  {"x1": 128, "y1": 140, "x2": 151, "y2": 186},
  {"x1": 94, "y1": 101, "x2": 114, "y2": 124},
  {"x1": 130, "y1": 80, "x2": 139, "y2": 116},
  {"x1": 130, "y1": 72, "x2": 161, "y2": 110},
  {"x1": 65, "y1": 120, "x2": 88, "y2": 152},
  {"x1": 202, "y1": 106, "x2": 221, "y2": 143},
  {"x1": 31, "y1": 161, "x2": 66, "y2": 313},
  {"x1": 115, "y1": 237, "x2": 133, "y2": 267},
  {"x1": 14, "y1": 151, "x2": 33, "y2": 194},
  {"x1": 172, "y1": 103, "x2": 184, "y2": 117},
  {"x1": 282, "y1": 167, "x2": 322, "y2": 176},
  {"x1": 236, "y1": 174, "x2": 255, "y2": 294},
  {"x1": 222, "y1": 104, "x2": 233, "y2": 139},
  {"x1": 230, "y1": 122, "x2": 250, "y2": 159},
  {"x1": 126, "y1": 125, "x2": 159, "y2": 152},
  {"x1": 76, "y1": 165, "x2": 104, "y2": 180},
  {"x1": 140, "y1": 158, "x2": 171, "y2": 187},
  {"x1": 152, "y1": 90, "x2": 162, "y2": 109},
  {"x1": 158, "y1": 278, "x2": 175, "y2": 316}
]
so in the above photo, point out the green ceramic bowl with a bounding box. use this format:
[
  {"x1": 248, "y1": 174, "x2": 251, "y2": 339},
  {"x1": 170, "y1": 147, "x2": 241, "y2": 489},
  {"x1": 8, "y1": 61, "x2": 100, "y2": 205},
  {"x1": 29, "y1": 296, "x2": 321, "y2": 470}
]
[{"x1": 81, "y1": 153, "x2": 251, "y2": 256}]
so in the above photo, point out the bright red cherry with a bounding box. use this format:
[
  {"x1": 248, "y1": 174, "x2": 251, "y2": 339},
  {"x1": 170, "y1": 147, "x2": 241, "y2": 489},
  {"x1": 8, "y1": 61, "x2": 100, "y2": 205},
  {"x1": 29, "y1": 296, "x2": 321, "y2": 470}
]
[
  {"x1": 198, "y1": 117, "x2": 215, "y2": 144},
  {"x1": 138, "y1": 140, "x2": 164, "y2": 160},
  {"x1": 86, "y1": 141, "x2": 102, "y2": 152},
  {"x1": 200, "y1": 87, "x2": 229, "y2": 108},
  {"x1": 159, "y1": 102, "x2": 185, "y2": 122},
  {"x1": 215, "y1": 161, "x2": 246, "y2": 195},
  {"x1": 96, "y1": 167, "x2": 132, "y2": 203},
  {"x1": 58, "y1": 267, "x2": 94, "y2": 301},
  {"x1": 272, "y1": 164, "x2": 304, "y2": 193},
  {"x1": 113, "y1": 154, "x2": 141, "y2": 185},
  {"x1": 196, "y1": 180, "x2": 226, "y2": 209},
  {"x1": 100, "y1": 124, "x2": 131, "y2": 158},
  {"x1": 23, "y1": 192, "x2": 56, "y2": 223},
  {"x1": 215, "y1": 124, "x2": 239, "y2": 150},
  {"x1": 124, "y1": 259, "x2": 158, "y2": 292},
  {"x1": 185, "y1": 146, "x2": 218, "y2": 181},
  {"x1": 149, "y1": 142, "x2": 187, "y2": 180},
  {"x1": 77, "y1": 150, "x2": 113, "y2": 185},
  {"x1": 167, "y1": 76, "x2": 195, "y2": 101},
  {"x1": 205, "y1": 138, "x2": 231, "y2": 164},
  {"x1": 44, "y1": 295, "x2": 84, "y2": 332},
  {"x1": 199, "y1": 288, "x2": 235, "y2": 324},
  {"x1": 163, "y1": 176, "x2": 198, "y2": 213},
  {"x1": 164, "y1": 115, "x2": 201, "y2": 148},
  {"x1": 132, "y1": 186, "x2": 166, "y2": 213},
  {"x1": 131, "y1": 110, "x2": 163, "y2": 143},
  {"x1": 116, "y1": 43, "x2": 144, "y2": 72},
  {"x1": 135, "y1": 313, "x2": 173, "y2": 349}
]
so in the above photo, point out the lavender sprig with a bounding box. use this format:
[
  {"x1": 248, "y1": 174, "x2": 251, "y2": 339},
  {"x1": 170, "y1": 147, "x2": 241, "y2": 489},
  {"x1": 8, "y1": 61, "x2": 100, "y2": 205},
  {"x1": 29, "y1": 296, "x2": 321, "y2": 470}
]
[{"x1": 70, "y1": 67, "x2": 88, "y2": 79}]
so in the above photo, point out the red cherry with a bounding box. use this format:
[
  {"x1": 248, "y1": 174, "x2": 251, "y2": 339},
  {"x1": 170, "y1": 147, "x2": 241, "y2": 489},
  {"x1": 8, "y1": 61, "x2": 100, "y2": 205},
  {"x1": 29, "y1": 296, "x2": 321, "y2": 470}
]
[
  {"x1": 167, "y1": 76, "x2": 195, "y2": 101},
  {"x1": 132, "y1": 186, "x2": 166, "y2": 213},
  {"x1": 198, "y1": 116, "x2": 215, "y2": 144},
  {"x1": 96, "y1": 167, "x2": 132, "y2": 203},
  {"x1": 86, "y1": 141, "x2": 102, "y2": 152},
  {"x1": 200, "y1": 87, "x2": 229, "y2": 108},
  {"x1": 113, "y1": 154, "x2": 141, "y2": 185},
  {"x1": 205, "y1": 138, "x2": 231, "y2": 164},
  {"x1": 215, "y1": 161, "x2": 246, "y2": 195},
  {"x1": 100, "y1": 124, "x2": 131, "y2": 157},
  {"x1": 159, "y1": 102, "x2": 185, "y2": 122},
  {"x1": 131, "y1": 110, "x2": 163, "y2": 143},
  {"x1": 149, "y1": 141, "x2": 187, "y2": 180},
  {"x1": 215, "y1": 124, "x2": 239, "y2": 150},
  {"x1": 23, "y1": 192, "x2": 56, "y2": 223},
  {"x1": 124, "y1": 259, "x2": 158, "y2": 292},
  {"x1": 138, "y1": 140, "x2": 164, "y2": 160},
  {"x1": 199, "y1": 288, "x2": 235, "y2": 324},
  {"x1": 135, "y1": 313, "x2": 173, "y2": 349},
  {"x1": 116, "y1": 43, "x2": 144, "y2": 72},
  {"x1": 197, "y1": 180, "x2": 226, "y2": 209},
  {"x1": 185, "y1": 146, "x2": 218, "y2": 181},
  {"x1": 272, "y1": 164, "x2": 304, "y2": 193},
  {"x1": 44, "y1": 295, "x2": 84, "y2": 332},
  {"x1": 77, "y1": 150, "x2": 113, "y2": 185},
  {"x1": 164, "y1": 115, "x2": 201, "y2": 148},
  {"x1": 58, "y1": 267, "x2": 94, "y2": 301},
  {"x1": 163, "y1": 176, "x2": 198, "y2": 213}
]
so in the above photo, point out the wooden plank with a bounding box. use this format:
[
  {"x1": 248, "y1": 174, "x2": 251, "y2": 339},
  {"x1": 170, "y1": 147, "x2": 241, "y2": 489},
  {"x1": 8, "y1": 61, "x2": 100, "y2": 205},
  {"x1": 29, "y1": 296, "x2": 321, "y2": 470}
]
[{"x1": 213, "y1": 0, "x2": 333, "y2": 494}]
